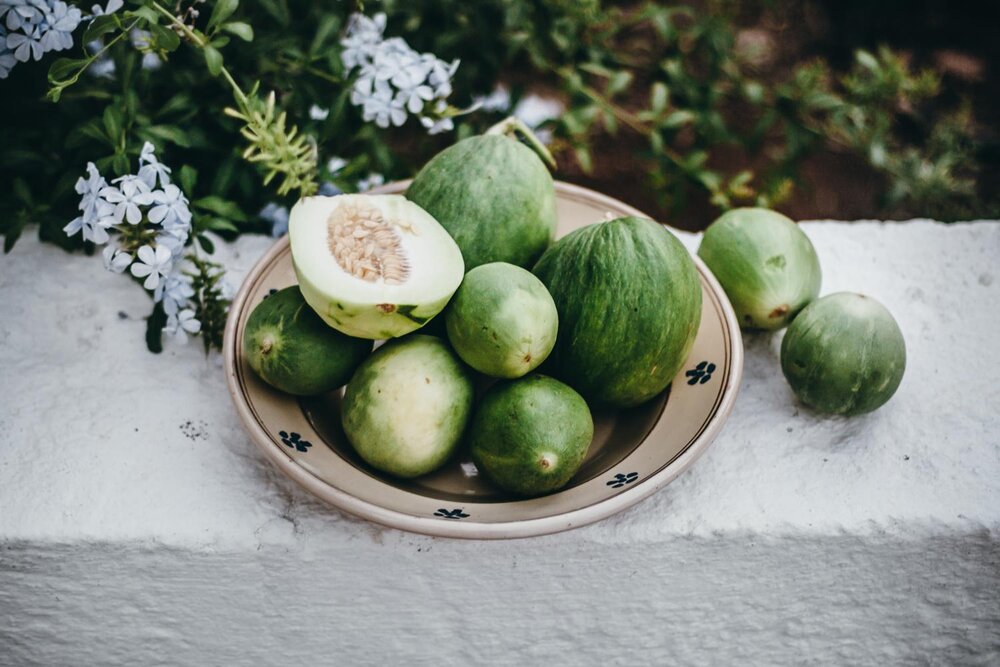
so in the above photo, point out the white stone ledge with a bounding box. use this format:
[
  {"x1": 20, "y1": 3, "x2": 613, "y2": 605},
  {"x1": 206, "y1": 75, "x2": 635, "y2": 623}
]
[{"x1": 0, "y1": 220, "x2": 998, "y2": 663}]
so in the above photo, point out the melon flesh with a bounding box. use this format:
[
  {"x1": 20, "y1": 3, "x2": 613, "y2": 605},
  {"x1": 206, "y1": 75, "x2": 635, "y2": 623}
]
[{"x1": 289, "y1": 194, "x2": 464, "y2": 339}]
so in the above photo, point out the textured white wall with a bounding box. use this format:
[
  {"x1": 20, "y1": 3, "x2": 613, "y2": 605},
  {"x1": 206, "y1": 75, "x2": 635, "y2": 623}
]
[{"x1": 1, "y1": 221, "x2": 998, "y2": 665}]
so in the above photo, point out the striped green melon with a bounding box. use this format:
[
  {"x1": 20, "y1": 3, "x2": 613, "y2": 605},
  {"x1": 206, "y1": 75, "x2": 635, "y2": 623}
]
[{"x1": 532, "y1": 216, "x2": 702, "y2": 408}]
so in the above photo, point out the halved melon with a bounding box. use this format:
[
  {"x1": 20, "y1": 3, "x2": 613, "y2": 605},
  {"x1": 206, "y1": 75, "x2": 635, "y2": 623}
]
[{"x1": 289, "y1": 194, "x2": 464, "y2": 339}]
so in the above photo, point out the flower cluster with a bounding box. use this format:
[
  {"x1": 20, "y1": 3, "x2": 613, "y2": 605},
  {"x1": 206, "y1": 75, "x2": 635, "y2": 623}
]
[
  {"x1": 64, "y1": 143, "x2": 220, "y2": 344},
  {"x1": 1, "y1": 0, "x2": 80, "y2": 77},
  {"x1": 0, "y1": 0, "x2": 121, "y2": 78},
  {"x1": 341, "y1": 12, "x2": 460, "y2": 135}
]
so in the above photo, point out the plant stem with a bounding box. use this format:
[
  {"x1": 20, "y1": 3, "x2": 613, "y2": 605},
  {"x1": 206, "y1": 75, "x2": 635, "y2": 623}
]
[
  {"x1": 555, "y1": 66, "x2": 689, "y2": 168},
  {"x1": 150, "y1": 1, "x2": 248, "y2": 107},
  {"x1": 486, "y1": 116, "x2": 558, "y2": 171}
]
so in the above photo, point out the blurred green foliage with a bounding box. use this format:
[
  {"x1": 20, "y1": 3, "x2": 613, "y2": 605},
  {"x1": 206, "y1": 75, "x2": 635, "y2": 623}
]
[{"x1": 0, "y1": 0, "x2": 990, "y2": 259}]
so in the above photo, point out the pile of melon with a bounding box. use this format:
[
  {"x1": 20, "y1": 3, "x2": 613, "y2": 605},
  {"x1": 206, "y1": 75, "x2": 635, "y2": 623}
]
[
  {"x1": 244, "y1": 118, "x2": 906, "y2": 497},
  {"x1": 244, "y1": 119, "x2": 702, "y2": 496}
]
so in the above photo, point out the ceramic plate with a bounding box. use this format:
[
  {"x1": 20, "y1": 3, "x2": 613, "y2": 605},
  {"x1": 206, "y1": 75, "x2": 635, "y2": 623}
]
[{"x1": 224, "y1": 181, "x2": 743, "y2": 539}]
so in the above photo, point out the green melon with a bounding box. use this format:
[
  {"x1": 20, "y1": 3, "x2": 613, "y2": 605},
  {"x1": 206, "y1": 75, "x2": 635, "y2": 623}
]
[
  {"x1": 341, "y1": 335, "x2": 474, "y2": 478},
  {"x1": 445, "y1": 262, "x2": 558, "y2": 378},
  {"x1": 242, "y1": 286, "x2": 373, "y2": 395},
  {"x1": 698, "y1": 207, "x2": 821, "y2": 330},
  {"x1": 532, "y1": 216, "x2": 702, "y2": 408},
  {"x1": 780, "y1": 292, "x2": 906, "y2": 416},
  {"x1": 470, "y1": 375, "x2": 593, "y2": 496},
  {"x1": 407, "y1": 129, "x2": 557, "y2": 270},
  {"x1": 289, "y1": 194, "x2": 464, "y2": 339}
]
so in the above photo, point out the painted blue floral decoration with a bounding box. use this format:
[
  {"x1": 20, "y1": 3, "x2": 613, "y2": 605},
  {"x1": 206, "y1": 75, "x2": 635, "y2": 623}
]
[
  {"x1": 434, "y1": 508, "x2": 469, "y2": 520},
  {"x1": 279, "y1": 430, "x2": 312, "y2": 452},
  {"x1": 606, "y1": 472, "x2": 639, "y2": 488},
  {"x1": 685, "y1": 361, "x2": 716, "y2": 385}
]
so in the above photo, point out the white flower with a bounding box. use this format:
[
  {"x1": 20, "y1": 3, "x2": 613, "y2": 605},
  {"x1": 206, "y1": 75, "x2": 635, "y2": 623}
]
[
  {"x1": 138, "y1": 141, "x2": 171, "y2": 188},
  {"x1": 218, "y1": 279, "x2": 235, "y2": 301},
  {"x1": 164, "y1": 309, "x2": 201, "y2": 344},
  {"x1": 129, "y1": 243, "x2": 172, "y2": 290},
  {"x1": 513, "y1": 93, "x2": 565, "y2": 129},
  {"x1": 420, "y1": 114, "x2": 454, "y2": 135},
  {"x1": 0, "y1": 26, "x2": 16, "y2": 78},
  {"x1": 326, "y1": 156, "x2": 347, "y2": 174},
  {"x1": 425, "y1": 56, "x2": 458, "y2": 99},
  {"x1": 39, "y1": 1, "x2": 80, "y2": 52},
  {"x1": 342, "y1": 12, "x2": 461, "y2": 131},
  {"x1": 356, "y1": 172, "x2": 384, "y2": 193},
  {"x1": 3, "y1": 1, "x2": 43, "y2": 32},
  {"x1": 339, "y1": 12, "x2": 386, "y2": 69},
  {"x1": 129, "y1": 28, "x2": 161, "y2": 70},
  {"x1": 101, "y1": 175, "x2": 152, "y2": 224},
  {"x1": 309, "y1": 104, "x2": 329, "y2": 121},
  {"x1": 359, "y1": 78, "x2": 406, "y2": 128},
  {"x1": 63, "y1": 210, "x2": 112, "y2": 244},
  {"x1": 75, "y1": 161, "x2": 109, "y2": 217},
  {"x1": 90, "y1": 0, "x2": 123, "y2": 16},
  {"x1": 148, "y1": 184, "x2": 191, "y2": 228},
  {"x1": 85, "y1": 37, "x2": 114, "y2": 78},
  {"x1": 155, "y1": 268, "x2": 195, "y2": 315},
  {"x1": 154, "y1": 232, "x2": 186, "y2": 259},
  {"x1": 259, "y1": 202, "x2": 289, "y2": 237},
  {"x1": 7, "y1": 24, "x2": 44, "y2": 61},
  {"x1": 473, "y1": 85, "x2": 511, "y2": 113},
  {"x1": 102, "y1": 243, "x2": 132, "y2": 273}
]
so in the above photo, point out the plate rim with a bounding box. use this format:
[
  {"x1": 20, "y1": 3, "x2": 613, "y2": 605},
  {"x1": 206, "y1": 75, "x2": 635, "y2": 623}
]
[{"x1": 223, "y1": 180, "x2": 744, "y2": 539}]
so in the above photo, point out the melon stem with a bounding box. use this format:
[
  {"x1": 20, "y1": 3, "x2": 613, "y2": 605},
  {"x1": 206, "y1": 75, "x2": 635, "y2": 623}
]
[{"x1": 485, "y1": 117, "x2": 557, "y2": 172}]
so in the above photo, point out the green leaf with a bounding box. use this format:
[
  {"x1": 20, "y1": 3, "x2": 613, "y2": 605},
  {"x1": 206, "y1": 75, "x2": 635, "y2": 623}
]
[
  {"x1": 606, "y1": 71, "x2": 632, "y2": 97},
  {"x1": 662, "y1": 110, "x2": 695, "y2": 129},
  {"x1": 145, "y1": 302, "x2": 167, "y2": 354},
  {"x1": 145, "y1": 124, "x2": 193, "y2": 148},
  {"x1": 112, "y1": 152, "x2": 130, "y2": 175},
  {"x1": 204, "y1": 45, "x2": 224, "y2": 76},
  {"x1": 207, "y1": 0, "x2": 239, "y2": 32},
  {"x1": 650, "y1": 82, "x2": 669, "y2": 114},
  {"x1": 12, "y1": 178, "x2": 32, "y2": 205},
  {"x1": 856, "y1": 50, "x2": 879, "y2": 71},
  {"x1": 47, "y1": 57, "x2": 83, "y2": 85},
  {"x1": 197, "y1": 234, "x2": 216, "y2": 254},
  {"x1": 103, "y1": 105, "x2": 124, "y2": 144},
  {"x1": 149, "y1": 22, "x2": 181, "y2": 51},
  {"x1": 204, "y1": 217, "x2": 240, "y2": 233},
  {"x1": 178, "y1": 165, "x2": 198, "y2": 194},
  {"x1": 193, "y1": 196, "x2": 249, "y2": 221},
  {"x1": 4, "y1": 223, "x2": 24, "y2": 254},
  {"x1": 309, "y1": 14, "x2": 340, "y2": 55},
  {"x1": 83, "y1": 13, "x2": 119, "y2": 43},
  {"x1": 222, "y1": 21, "x2": 253, "y2": 41},
  {"x1": 128, "y1": 6, "x2": 160, "y2": 24}
]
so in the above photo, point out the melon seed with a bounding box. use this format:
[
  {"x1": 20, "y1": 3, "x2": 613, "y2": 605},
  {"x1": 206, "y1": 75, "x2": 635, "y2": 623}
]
[{"x1": 326, "y1": 200, "x2": 411, "y2": 285}]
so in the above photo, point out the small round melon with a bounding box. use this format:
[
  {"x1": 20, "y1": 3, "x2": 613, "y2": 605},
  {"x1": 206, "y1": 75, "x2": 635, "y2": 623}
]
[
  {"x1": 445, "y1": 262, "x2": 558, "y2": 379},
  {"x1": 243, "y1": 286, "x2": 373, "y2": 395},
  {"x1": 470, "y1": 375, "x2": 593, "y2": 496},
  {"x1": 342, "y1": 335, "x2": 474, "y2": 478},
  {"x1": 780, "y1": 292, "x2": 906, "y2": 416},
  {"x1": 289, "y1": 194, "x2": 464, "y2": 339},
  {"x1": 698, "y1": 208, "x2": 821, "y2": 330}
]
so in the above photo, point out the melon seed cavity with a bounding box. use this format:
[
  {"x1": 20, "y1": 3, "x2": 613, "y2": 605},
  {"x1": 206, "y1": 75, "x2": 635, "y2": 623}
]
[{"x1": 326, "y1": 201, "x2": 411, "y2": 285}]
